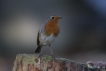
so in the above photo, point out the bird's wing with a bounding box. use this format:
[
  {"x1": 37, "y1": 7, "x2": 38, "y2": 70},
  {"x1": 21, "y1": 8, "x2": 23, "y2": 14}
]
[
  {"x1": 37, "y1": 20, "x2": 49, "y2": 45},
  {"x1": 37, "y1": 31, "x2": 40, "y2": 45},
  {"x1": 37, "y1": 22, "x2": 46, "y2": 45},
  {"x1": 39, "y1": 19, "x2": 49, "y2": 33}
]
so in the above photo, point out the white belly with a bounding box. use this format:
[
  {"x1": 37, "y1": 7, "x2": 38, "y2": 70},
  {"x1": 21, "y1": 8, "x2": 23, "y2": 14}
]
[{"x1": 39, "y1": 33, "x2": 55, "y2": 46}]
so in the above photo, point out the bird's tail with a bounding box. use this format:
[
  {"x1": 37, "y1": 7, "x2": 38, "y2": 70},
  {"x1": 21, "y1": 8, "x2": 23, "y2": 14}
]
[{"x1": 35, "y1": 45, "x2": 42, "y2": 53}]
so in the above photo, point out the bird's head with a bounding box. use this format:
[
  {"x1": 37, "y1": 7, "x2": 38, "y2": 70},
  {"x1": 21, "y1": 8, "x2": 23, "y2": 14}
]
[
  {"x1": 48, "y1": 15, "x2": 62, "y2": 24},
  {"x1": 50, "y1": 15, "x2": 62, "y2": 20}
]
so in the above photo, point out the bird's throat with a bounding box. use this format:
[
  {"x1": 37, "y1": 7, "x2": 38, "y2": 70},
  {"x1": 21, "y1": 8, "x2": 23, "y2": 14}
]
[{"x1": 44, "y1": 20, "x2": 60, "y2": 37}]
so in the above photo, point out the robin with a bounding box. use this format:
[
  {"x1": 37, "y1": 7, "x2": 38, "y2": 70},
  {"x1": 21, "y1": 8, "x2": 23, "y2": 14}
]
[{"x1": 35, "y1": 15, "x2": 62, "y2": 57}]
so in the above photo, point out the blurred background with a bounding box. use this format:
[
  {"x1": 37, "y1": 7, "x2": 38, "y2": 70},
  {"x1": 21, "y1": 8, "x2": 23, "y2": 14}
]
[{"x1": 0, "y1": 0, "x2": 106, "y2": 71}]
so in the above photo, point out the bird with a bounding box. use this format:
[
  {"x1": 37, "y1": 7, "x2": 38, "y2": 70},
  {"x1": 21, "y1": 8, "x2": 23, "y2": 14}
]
[{"x1": 35, "y1": 15, "x2": 62, "y2": 57}]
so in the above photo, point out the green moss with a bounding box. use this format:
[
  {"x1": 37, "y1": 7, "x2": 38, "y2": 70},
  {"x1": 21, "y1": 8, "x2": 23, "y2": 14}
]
[
  {"x1": 42, "y1": 55, "x2": 53, "y2": 63},
  {"x1": 56, "y1": 58, "x2": 70, "y2": 62},
  {"x1": 18, "y1": 54, "x2": 37, "y2": 67}
]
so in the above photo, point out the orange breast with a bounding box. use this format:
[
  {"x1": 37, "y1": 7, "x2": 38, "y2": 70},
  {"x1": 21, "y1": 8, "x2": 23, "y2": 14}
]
[{"x1": 44, "y1": 20, "x2": 60, "y2": 37}]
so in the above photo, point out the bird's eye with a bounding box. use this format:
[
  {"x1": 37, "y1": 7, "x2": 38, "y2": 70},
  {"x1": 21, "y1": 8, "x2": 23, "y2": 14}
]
[{"x1": 51, "y1": 16, "x2": 54, "y2": 19}]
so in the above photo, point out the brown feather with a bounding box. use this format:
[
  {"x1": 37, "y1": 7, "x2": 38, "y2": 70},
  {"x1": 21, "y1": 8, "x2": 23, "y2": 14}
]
[{"x1": 44, "y1": 18, "x2": 60, "y2": 37}]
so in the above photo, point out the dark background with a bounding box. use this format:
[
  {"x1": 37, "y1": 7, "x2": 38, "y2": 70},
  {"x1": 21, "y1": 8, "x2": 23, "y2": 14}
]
[{"x1": 0, "y1": 0, "x2": 106, "y2": 71}]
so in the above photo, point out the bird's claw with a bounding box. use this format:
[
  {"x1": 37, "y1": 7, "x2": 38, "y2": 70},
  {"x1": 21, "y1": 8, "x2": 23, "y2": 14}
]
[
  {"x1": 37, "y1": 54, "x2": 42, "y2": 58},
  {"x1": 51, "y1": 55, "x2": 55, "y2": 59}
]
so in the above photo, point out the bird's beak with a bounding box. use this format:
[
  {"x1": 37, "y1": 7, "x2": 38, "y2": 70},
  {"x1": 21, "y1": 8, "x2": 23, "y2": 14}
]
[{"x1": 59, "y1": 17, "x2": 62, "y2": 19}]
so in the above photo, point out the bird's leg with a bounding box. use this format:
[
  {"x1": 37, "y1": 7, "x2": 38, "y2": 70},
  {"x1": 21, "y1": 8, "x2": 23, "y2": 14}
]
[{"x1": 49, "y1": 44, "x2": 55, "y2": 58}]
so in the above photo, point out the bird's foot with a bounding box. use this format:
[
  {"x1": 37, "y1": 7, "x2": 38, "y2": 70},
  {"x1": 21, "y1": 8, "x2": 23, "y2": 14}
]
[
  {"x1": 37, "y1": 54, "x2": 42, "y2": 58},
  {"x1": 51, "y1": 55, "x2": 55, "y2": 59}
]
